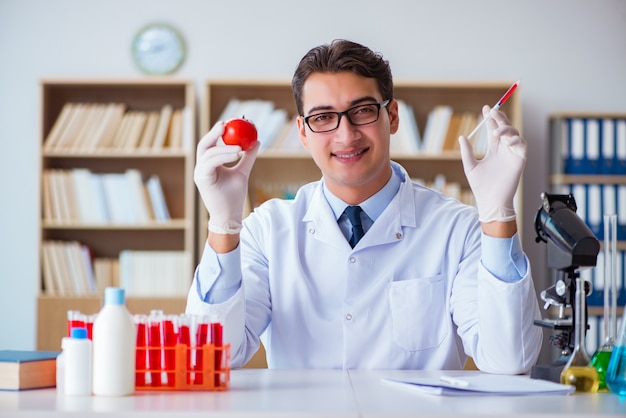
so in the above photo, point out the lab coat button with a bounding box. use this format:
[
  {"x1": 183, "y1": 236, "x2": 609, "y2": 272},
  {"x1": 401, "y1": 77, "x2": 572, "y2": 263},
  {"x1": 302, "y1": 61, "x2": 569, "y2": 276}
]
[
  {"x1": 308, "y1": 228, "x2": 315, "y2": 235},
  {"x1": 349, "y1": 257, "x2": 356, "y2": 263},
  {"x1": 395, "y1": 232, "x2": 402, "y2": 240},
  {"x1": 345, "y1": 313, "x2": 353, "y2": 321}
]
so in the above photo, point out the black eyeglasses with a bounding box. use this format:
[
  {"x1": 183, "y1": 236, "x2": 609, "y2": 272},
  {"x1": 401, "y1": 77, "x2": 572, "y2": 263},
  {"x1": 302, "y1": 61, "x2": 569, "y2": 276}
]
[{"x1": 303, "y1": 100, "x2": 390, "y2": 133}]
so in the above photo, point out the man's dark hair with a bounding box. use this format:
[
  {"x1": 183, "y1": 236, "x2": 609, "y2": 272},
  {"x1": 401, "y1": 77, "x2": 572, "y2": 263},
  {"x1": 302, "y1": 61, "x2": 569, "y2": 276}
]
[{"x1": 291, "y1": 39, "x2": 393, "y2": 116}]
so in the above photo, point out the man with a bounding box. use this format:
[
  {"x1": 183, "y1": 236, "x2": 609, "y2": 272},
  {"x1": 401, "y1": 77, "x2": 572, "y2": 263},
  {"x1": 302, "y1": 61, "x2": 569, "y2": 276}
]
[{"x1": 187, "y1": 39, "x2": 543, "y2": 373}]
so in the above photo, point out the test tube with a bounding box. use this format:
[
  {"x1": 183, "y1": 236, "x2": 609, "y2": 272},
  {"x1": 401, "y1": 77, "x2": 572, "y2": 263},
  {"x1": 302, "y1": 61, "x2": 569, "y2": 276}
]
[
  {"x1": 66, "y1": 310, "x2": 85, "y2": 337},
  {"x1": 85, "y1": 314, "x2": 97, "y2": 340},
  {"x1": 177, "y1": 314, "x2": 192, "y2": 384},
  {"x1": 148, "y1": 310, "x2": 163, "y2": 386},
  {"x1": 210, "y1": 316, "x2": 224, "y2": 387},
  {"x1": 162, "y1": 314, "x2": 178, "y2": 387},
  {"x1": 134, "y1": 314, "x2": 148, "y2": 387},
  {"x1": 194, "y1": 315, "x2": 209, "y2": 384}
]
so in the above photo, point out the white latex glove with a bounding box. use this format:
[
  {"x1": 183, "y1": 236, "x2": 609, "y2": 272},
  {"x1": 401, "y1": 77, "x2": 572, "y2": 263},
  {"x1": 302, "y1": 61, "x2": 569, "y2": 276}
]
[
  {"x1": 194, "y1": 122, "x2": 259, "y2": 234},
  {"x1": 458, "y1": 106, "x2": 527, "y2": 223}
]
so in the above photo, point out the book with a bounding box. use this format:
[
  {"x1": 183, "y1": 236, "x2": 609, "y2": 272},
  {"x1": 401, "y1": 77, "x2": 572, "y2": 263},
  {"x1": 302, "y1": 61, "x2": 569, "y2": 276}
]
[
  {"x1": 122, "y1": 111, "x2": 148, "y2": 150},
  {"x1": 151, "y1": 104, "x2": 174, "y2": 150},
  {"x1": 381, "y1": 373, "x2": 575, "y2": 396},
  {"x1": 71, "y1": 168, "x2": 99, "y2": 223},
  {"x1": 390, "y1": 100, "x2": 420, "y2": 154},
  {"x1": 43, "y1": 102, "x2": 74, "y2": 151},
  {"x1": 101, "y1": 173, "x2": 133, "y2": 223},
  {"x1": 52, "y1": 103, "x2": 87, "y2": 151},
  {"x1": 124, "y1": 169, "x2": 152, "y2": 223},
  {"x1": 422, "y1": 105, "x2": 453, "y2": 154},
  {"x1": 146, "y1": 175, "x2": 170, "y2": 221},
  {"x1": 119, "y1": 250, "x2": 191, "y2": 297},
  {"x1": 108, "y1": 111, "x2": 134, "y2": 149},
  {"x1": 95, "y1": 103, "x2": 127, "y2": 149},
  {"x1": 0, "y1": 350, "x2": 59, "y2": 391},
  {"x1": 567, "y1": 118, "x2": 586, "y2": 174},
  {"x1": 137, "y1": 111, "x2": 160, "y2": 149},
  {"x1": 168, "y1": 108, "x2": 183, "y2": 149}
]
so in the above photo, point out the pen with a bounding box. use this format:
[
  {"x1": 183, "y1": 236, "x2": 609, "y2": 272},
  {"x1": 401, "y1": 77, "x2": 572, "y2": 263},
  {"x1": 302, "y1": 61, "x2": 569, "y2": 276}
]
[
  {"x1": 439, "y1": 375, "x2": 470, "y2": 387},
  {"x1": 466, "y1": 80, "x2": 520, "y2": 139}
]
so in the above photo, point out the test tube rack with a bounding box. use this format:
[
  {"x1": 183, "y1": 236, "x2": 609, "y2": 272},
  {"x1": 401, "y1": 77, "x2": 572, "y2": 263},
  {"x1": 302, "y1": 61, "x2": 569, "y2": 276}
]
[{"x1": 134, "y1": 343, "x2": 230, "y2": 391}]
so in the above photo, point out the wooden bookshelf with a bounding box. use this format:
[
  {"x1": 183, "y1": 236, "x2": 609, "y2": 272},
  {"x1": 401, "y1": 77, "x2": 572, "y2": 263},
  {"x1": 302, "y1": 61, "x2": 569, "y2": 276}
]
[
  {"x1": 37, "y1": 78, "x2": 196, "y2": 350},
  {"x1": 546, "y1": 112, "x2": 626, "y2": 352},
  {"x1": 197, "y1": 79, "x2": 523, "y2": 256}
]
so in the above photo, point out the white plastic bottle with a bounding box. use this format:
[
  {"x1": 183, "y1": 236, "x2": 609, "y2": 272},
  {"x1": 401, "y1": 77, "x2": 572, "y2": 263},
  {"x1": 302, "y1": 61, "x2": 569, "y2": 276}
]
[
  {"x1": 56, "y1": 350, "x2": 65, "y2": 395},
  {"x1": 92, "y1": 287, "x2": 136, "y2": 396},
  {"x1": 63, "y1": 327, "x2": 92, "y2": 396}
]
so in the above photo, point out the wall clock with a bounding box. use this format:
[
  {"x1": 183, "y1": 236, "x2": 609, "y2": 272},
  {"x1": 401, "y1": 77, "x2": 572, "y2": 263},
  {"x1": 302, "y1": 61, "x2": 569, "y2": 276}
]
[{"x1": 131, "y1": 23, "x2": 186, "y2": 75}]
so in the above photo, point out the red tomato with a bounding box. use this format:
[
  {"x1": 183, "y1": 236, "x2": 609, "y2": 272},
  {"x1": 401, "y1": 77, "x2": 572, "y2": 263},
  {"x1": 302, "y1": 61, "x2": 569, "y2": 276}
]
[{"x1": 222, "y1": 118, "x2": 258, "y2": 151}]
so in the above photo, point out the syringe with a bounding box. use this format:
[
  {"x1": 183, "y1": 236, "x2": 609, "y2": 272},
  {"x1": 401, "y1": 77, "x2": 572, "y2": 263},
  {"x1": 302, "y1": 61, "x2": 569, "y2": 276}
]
[{"x1": 466, "y1": 80, "x2": 520, "y2": 140}]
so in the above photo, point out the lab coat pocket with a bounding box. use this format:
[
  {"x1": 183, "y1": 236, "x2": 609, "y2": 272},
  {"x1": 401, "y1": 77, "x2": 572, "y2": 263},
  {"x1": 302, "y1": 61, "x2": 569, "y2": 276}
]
[{"x1": 389, "y1": 275, "x2": 448, "y2": 351}]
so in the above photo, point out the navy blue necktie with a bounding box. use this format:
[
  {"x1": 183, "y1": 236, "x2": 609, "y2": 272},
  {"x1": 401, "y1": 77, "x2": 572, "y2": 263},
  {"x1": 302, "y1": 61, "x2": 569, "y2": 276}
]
[{"x1": 344, "y1": 206, "x2": 365, "y2": 248}]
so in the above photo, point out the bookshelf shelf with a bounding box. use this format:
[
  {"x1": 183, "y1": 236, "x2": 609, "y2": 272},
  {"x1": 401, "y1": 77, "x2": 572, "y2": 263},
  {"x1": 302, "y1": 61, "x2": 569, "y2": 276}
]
[
  {"x1": 37, "y1": 78, "x2": 197, "y2": 351},
  {"x1": 42, "y1": 220, "x2": 189, "y2": 230},
  {"x1": 44, "y1": 150, "x2": 189, "y2": 158},
  {"x1": 197, "y1": 79, "x2": 523, "y2": 258},
  {"x1": 551, "y1": 174, "x2": 626, "y2": 185}
]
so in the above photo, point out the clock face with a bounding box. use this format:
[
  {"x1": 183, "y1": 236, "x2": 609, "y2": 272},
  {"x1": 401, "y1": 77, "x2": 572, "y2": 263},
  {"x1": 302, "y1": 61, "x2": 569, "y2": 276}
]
[{"x1": 132, "y1": 23, "x2": 185, "y2": 75}]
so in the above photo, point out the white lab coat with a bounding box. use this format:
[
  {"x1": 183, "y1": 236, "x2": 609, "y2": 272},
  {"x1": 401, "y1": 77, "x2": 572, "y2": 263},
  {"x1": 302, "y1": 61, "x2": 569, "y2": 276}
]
[{"x1": 186, "y1": 163, "x2": 543, "y2": 373}]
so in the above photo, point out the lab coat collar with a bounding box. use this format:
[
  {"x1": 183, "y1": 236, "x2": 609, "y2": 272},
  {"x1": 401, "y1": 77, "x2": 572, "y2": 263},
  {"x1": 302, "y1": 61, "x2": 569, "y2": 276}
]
[{"x1": 302, "y1": 162, "x2": 418, "y2": 249}]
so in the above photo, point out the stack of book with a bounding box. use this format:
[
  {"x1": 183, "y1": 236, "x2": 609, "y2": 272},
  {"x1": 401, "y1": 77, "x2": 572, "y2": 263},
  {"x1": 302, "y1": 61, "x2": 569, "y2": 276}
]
[
  {"x1": 41, "y1": 240, "x2": 97, "y2": 296},
  {"x1": 41, "y1": 242, "x2": 191, "y2": 297},
  {"x1": 421, "y1": 106, "x2": 486, "y2": 156},
  {"x1": 216, "y1": 98, "x2": 295, "y2": 152},
  {"x1": 43, "y1": 103, "x2": 192, "y2": 152},
  {"x1": 554, "y1": 117, "x2": 626, "y2": 175},
  {"x1": 0, "y1": 350, "x2": 58, "y2": 391},
  {"x1": 119, "y1": 250, "x2": 192, "y2": 297},
  {"x1": 42, "y1": 169, "x2": 170, "y2": 224}
]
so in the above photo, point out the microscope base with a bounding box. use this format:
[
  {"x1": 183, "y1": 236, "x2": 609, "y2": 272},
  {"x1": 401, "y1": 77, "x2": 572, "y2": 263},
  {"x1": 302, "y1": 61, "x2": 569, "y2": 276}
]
[{"x1": 530, "y1": 358, "x2": 568, "y2": 383}]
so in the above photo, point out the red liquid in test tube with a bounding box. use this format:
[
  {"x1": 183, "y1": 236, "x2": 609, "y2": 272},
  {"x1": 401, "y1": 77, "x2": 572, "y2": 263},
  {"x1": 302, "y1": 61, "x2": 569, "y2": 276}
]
[
  {"x1": 162, "y1": 316, "x2": 177, "y2": 387},
  {"x1": 67, "y1": 310, "x2": 85, "y2": 337},
  {"x1": 178, "y1": 315, "x2": 192, "y2": 384},
  {"x1": 148, "y1": 310, "x2": 163, "y2": 386},
  {"x1": 211, "y1": 320, "x2": 223, "y2": 387},
  {"x1": 85, "y1": 314, "x2": 96, "y2": 340},
  {"x1": 194, "y1": 318, "x2": 209, "y2": 384},
  {"x1": 134, "y1": 315, "x2": 148, "y2": 386}
]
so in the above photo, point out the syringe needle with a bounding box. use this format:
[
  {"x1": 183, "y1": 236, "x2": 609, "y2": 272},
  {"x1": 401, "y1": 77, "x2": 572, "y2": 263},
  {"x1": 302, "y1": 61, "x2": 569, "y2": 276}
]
[{"x1": 466, "y1": 80, "x2": 520, "y2": 140}]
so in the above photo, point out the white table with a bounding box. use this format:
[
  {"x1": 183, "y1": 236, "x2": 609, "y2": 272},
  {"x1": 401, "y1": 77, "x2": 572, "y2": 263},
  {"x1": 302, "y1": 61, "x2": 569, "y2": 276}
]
[{"x1": 0, "y1": 369, "x2": 623, "y2": 417}]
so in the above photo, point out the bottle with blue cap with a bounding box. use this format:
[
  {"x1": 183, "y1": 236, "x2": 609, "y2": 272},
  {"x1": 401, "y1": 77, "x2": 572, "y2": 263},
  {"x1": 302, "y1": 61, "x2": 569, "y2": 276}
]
[
  {"x1": 92, "y1": 287, "x2": 136, "y2": 396},
  {"x1": 63, "y1": 327, "x2": 92, "y2": 396},
  {"x1": 57, "y1": 327, "x2": 92, "y2": 396}
]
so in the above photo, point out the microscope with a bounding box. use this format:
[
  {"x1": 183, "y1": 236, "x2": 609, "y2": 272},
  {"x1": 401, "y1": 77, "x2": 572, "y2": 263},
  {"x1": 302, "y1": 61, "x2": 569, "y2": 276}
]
[{"x1": 530, "y1": 192, "x2": 600, "y2": 382}]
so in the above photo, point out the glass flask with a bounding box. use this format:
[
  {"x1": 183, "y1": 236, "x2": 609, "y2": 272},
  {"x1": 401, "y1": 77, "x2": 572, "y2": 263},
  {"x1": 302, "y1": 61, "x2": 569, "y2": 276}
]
[
  {"x1": 590, "y1": 214, "x2": 618, "y2": 390},
  {"x1": 606, "y1": 303, "x2": 626, "y2": 396},
  {"x1": 560, "y1": 277, "x2": 600, "y2": 392}
]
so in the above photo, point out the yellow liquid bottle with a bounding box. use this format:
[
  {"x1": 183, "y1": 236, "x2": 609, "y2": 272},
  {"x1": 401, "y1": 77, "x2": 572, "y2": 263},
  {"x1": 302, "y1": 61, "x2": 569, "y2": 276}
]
[
  {"x1": 561, "y1": 366, "x2": 600, "y2": 392},
  {"x1": 560, "y1": 277, "x2": 599, "y2": 393}
]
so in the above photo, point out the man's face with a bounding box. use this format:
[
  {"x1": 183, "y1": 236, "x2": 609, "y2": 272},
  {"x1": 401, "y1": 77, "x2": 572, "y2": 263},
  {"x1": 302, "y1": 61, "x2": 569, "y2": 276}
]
[{"x1": 297, "y1": 71, "x2": 399, "y2": 203}]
